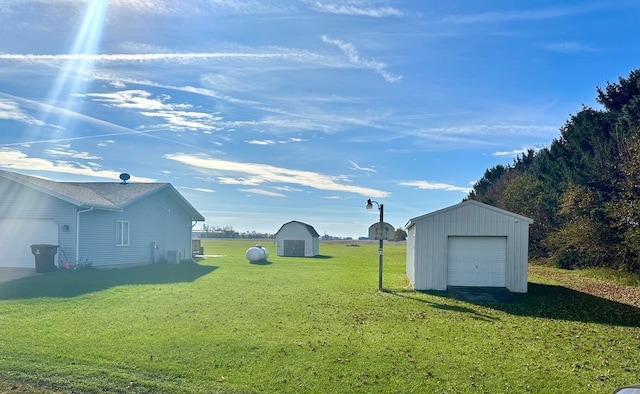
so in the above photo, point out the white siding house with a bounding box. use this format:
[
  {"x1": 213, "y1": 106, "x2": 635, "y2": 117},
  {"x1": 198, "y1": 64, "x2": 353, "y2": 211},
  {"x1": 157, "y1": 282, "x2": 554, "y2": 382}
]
[
  {"x1": 0, "y1": 170, "x2": 204, "y2": 269},
  {"x1": 275, "y1": 221, "x2": 320, "y2": 257},
  {"x1": 405, "y1": 200, "x2": 533, "y2": 293}
]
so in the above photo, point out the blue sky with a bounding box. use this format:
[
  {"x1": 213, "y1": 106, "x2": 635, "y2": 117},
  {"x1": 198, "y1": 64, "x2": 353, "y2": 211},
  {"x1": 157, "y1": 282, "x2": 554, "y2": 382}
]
[{"x1": 1, "y1": 1, "x2": 639, "y2": 238}]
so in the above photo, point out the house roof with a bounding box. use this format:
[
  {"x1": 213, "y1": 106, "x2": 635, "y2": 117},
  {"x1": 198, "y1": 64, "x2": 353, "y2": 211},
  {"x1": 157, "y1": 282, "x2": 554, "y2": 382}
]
[
  {"x1": 275, "y1": 220, "x2": 320, "y2": 237},
  {"x1": 405, "y1": 199, "x2": 533, "y2": 229},
  {"x1": 0, "y1": 170, "x2": 205, "y2": 221}
]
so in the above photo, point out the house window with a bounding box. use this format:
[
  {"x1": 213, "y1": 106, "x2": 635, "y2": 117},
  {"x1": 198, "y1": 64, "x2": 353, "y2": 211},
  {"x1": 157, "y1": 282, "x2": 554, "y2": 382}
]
[{"x1": 116, "y1": 221, "x2": 130, "y2": 246}]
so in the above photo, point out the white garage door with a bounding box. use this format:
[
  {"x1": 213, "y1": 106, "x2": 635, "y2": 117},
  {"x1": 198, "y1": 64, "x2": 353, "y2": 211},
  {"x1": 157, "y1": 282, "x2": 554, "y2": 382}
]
[
  {"x1": 447, "y1": 236, "x2": 507, "y2": 287},
  {"x1": 0, "y1": 219, "x2": 59, "y2": 268}
]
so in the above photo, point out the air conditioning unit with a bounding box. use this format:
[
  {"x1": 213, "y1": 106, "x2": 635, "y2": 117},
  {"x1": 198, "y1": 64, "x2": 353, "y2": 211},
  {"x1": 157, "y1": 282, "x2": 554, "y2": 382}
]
[{"x1": 166, "y1": 250, "x2": 182, "y2": 264}]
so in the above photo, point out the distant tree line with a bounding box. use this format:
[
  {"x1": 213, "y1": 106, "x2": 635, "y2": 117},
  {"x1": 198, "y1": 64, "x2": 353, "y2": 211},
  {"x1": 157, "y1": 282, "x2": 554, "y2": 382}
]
[
  {"x1": 394, "y1": 227, "x2": 407, "y2": 241},
  {"x1": 467, "y1": 69, "x2": 640, "y2": 272},
  {"x1": 196, "y1": 225, "x2": 274, "y2": 239},
  {"x1": 196, "y1": 225, "x2": 364, "y2": 241}
]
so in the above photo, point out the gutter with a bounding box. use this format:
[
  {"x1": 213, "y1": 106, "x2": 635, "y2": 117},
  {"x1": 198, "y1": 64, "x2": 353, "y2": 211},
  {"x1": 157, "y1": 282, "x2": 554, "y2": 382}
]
[{"x1": 76, "y1": 207, "x2": 94, "y2": 264}]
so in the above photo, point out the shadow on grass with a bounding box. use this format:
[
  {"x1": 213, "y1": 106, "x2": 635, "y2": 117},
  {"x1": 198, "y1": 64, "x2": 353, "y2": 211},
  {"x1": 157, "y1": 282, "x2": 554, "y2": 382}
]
[
  {"x1": 0, "y1": 262, "x2": 217, "y2": 300},
  {"x1": 405, "y1": 283, "x2": 640, "y2": 328},
  {"x1": 496, "y1": 283, "x2": 640, "y2": 327},
  {"x1": 249, "y1": 259, "x2": 272, "y2": 266},
  {"x1": 277, "y1": 255, "x2": 333, "y2": 259},
  {"x1": 387, "y1": 289, "x2": 498, "y2": 322}
]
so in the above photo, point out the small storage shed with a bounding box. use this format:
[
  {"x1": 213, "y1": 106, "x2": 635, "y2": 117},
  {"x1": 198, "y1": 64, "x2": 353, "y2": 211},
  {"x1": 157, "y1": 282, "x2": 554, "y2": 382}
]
[
  {"x1": 405, "y1": 200, "x2": 533, "y2": 293},
  {"x1": 275, "y1": 221, "x2": 320, "y2": 257}
]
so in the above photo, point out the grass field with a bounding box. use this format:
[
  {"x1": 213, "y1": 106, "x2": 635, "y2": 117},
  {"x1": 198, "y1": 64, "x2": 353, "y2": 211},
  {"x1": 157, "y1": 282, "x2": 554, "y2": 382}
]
[{"x1": 1, "y1": 240, "x2": 639, "y2": 393}]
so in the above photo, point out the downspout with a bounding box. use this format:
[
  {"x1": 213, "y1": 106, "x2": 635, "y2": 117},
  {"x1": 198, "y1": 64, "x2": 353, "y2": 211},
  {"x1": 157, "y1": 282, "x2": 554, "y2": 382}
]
[
  {"x1": 76, "y1": 207, "x2": 94, "y2": 264},
  {"x1": 191, "y1": 221, "x2": 200, "y2": 257}
]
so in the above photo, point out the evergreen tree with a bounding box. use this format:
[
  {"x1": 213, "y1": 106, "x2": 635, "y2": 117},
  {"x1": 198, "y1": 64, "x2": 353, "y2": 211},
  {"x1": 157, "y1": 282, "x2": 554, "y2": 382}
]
[{"x1": 467, "y1": 68, "x2": 640, "y2": 271}]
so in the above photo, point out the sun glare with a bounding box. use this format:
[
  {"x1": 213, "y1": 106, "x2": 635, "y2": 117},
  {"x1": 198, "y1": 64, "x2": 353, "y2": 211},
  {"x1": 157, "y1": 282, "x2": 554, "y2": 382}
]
[{"x1": 41, "y1": 1, "x2": 108, "y2": 132}]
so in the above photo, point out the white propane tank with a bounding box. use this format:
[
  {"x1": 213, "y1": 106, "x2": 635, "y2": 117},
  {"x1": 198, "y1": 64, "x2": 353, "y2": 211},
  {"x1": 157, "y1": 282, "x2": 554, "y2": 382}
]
[{"x1": 246, "y1": 244, "x2": 269, "y2": 262}]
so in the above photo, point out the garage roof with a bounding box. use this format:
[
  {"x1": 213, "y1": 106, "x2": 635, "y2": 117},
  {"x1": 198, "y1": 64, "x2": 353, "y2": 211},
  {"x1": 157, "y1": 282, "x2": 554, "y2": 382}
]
[
  {"x1": 0, "y1": 170, "x2": 205, "y2": 221},
  {"x1": 405, "y1": 199, "x2": 533, "y2": 229}
]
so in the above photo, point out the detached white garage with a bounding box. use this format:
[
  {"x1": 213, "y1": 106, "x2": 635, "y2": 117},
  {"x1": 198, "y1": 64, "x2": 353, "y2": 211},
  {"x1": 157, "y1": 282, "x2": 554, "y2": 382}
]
[{"x1": 405, "y1": 200, "x2": 533, "y2": 293}]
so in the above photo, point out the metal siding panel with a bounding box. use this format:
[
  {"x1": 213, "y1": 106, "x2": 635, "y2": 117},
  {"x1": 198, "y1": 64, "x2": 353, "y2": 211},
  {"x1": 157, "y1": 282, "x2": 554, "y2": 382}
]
[
  {"x1": 513, "y1": 223, "x2": 530, "y2": 293},
  {"x1": 413, "y1": 222, "x2": 424, "y2": 289},
  {"x1": 428, "y1": 220, "x2": 447, "y2": 291},
  {"x1": 420, "y1": 221, "x2": 429, "y2": 289},
  {"x1": 504, "y1": 222, "x2": 530, "y2": 293},
  {"x1": 422, "y1": 221, "x2": 432, "y2": 290},
  {"x1": 423, "y1": 221, "x2": 435, "y2": 290},
  {"x1": 406, "y1": 225, "x2": 416, "y2": 286}
]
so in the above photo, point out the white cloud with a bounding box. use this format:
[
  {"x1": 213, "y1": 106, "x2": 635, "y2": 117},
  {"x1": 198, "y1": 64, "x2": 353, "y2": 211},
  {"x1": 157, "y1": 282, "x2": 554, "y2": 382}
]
[
  {"x1": 398, "y1": 180, "x2": 470, "y2": 193},
  {"x1": 272, "y1": 185, "x2": 303, "y2": 192},
  {"x1": 107, "y1": 0, "x2": 292, "y2": 15},
  {"x1": 217, "y1": 176, "x2": 263, "y2": 185},
  {"x1": 109, "y1": 80, "x2": 127, "y2": 88},
  {"x1": 310, "y1": 1, "x2": 403, "y2": 17},
  {"x1": 183, "y1": 187, "x2": 216, "y2": 193},
  {"x1": 97, "y1": 140, "x2": 115, "y2": 147},
  {"x1": 0, "y1": 147, "x2": 155, "y2": 181},
  {"x1": 401, "y1": 124, "x2": 559, "y2": 148},
  {"x1": 246, "y1": 140, "x2": 275, "y2": 145},
  {"x1": 321, "y1": 36, "x2": 402, "y2": 83},
  {"x1": 84, "y1": 90, "x2": 186, "y2": 111},
  {"x1": 439, "y1": 5, "x2": 589, "y2": 24},
  {"x1": 45, "y1": 148, "x2": 102, "y2": 160},
  {"x1": 493, "y1": 146, "x2": 542, "y2": 157},
  {"x1": 240, "y1": 188, "x2": 286, "y2": 197},
  {"x1": 0, "y1": 98, "x2": 46, "y2": 126},
  {"x1": 83, "y1": 90, "x2": 224, "y2": 132},
  {"x1": 539, "y1": 41, "x2": 595, "y2": 53},
  {"x1": 0, "y1": 92, "x2": 175, "y2": 147},
  {"x1": 350, "y1": 160, "x2": 376, "y2": 173},
  {"x1": 411, "y1": 124, "x2": 557, "y2": 137},
  {"x1": 165, "y1": 153, "x2": 389, "y2": 197},
  {"x1": 0, "y1": 52, "x2": 302, "y2": 65}
]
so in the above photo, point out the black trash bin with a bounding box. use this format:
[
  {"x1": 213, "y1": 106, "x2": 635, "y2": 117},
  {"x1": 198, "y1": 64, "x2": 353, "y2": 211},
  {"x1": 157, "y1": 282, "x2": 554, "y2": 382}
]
[{"x1": 30, "y1": 244, "x2": 59, "y2": 273}]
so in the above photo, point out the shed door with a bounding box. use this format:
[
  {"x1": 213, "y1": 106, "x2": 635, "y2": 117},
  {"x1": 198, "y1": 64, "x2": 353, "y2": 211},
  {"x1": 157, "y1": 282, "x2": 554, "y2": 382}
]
[
  {"x1": 0, "y1": 218, "x2": 59, "y2": 268},
  {"x1": 283, "y1": 240, "x2": 305, "y2": 257},
  {"x1": 447, "y1": 236, "x2": 506, "y2": 287}
]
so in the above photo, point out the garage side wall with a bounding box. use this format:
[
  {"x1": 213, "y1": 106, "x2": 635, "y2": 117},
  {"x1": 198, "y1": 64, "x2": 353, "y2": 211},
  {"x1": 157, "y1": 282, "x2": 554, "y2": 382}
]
[
  {"x1": 0, "y1": 179, "x2": 77, "y2": 268},
  {"x1": 410, "y1": 202, "x2": 530, "y2": 293},
  {"x1": 311, "y1": 236, "x2": 320, "y2": 256},
  {"x1": 406, "y1": 224, "x2": 416, "y2": 286}
]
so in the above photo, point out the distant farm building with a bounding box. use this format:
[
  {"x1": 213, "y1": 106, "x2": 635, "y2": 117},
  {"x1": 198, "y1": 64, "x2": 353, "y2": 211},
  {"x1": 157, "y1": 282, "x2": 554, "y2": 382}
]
[
  {"x1": 405, "y1": 200, "x2": 533, "y2": 293},
  {"x1": 275, "y1": 221, "x2": 320, "y2": 257}
]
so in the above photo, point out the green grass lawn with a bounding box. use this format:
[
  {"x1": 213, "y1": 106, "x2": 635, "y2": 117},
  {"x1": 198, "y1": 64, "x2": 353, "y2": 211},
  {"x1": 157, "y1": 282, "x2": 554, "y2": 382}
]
[{"x1": 1, "y1": 240, "x2": 639, "y2": 393}]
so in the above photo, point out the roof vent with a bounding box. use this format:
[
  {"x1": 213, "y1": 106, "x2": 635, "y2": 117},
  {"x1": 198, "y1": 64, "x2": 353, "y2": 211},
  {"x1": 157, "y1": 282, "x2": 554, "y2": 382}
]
[{"x1": 119, "y1": 173, "x2": 130, "y2": 184}]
